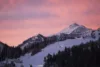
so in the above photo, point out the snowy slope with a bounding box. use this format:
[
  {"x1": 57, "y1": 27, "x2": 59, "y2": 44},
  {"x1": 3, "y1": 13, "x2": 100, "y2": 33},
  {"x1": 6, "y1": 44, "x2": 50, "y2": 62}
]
[
  {"x1": 59, "y1": 23, "x2": 80, "y2": 34},
  {"x1": 1, "y1": 24, "x2": 100, "y2": 67},
  {"x1": 59, "y1": 23, "x2": 92, "y2": 36},
  {"x1": 19, "y1": 23, "x2": 95, "y2": 50},
  {"x1": 2, "y1": 37, "x2": 99, "y2": 67},
  {"x1": 15, "y1": 37, "x2": 99, "y2": 67},
  {"x1": 19, "y1": 34, "x2": 45, "y2": 50},
  {"x1": 15, "y1": 26, "x2": 100, "y2": 67}
]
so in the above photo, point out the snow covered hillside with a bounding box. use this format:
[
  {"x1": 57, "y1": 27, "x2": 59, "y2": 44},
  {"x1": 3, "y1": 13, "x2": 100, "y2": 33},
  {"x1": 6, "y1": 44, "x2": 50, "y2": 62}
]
[
  {"x1": 16, "y1": 23, "x2": 100, "y2": 67},
  {"x1": 59, "y1": 23, "x2": 91, "y2": 34},
  {"x1": 59, "y1": 23, "x2": 80, "y2": 34},
  {"x1": 19, "y1": 34, "x2": 45, "y2": 50},
  {"x1": 16, "y1": 38, "x2": 99, "y2": 67},
  {"x1": 1, "y1": 23, "x2": 100, "y2": 67},
  {"x1": 19, "y1": 23, "x2": 96, "y2": 51},
  {"x1": 59, "y1": 23, "x2": 93, "y2": 38}
]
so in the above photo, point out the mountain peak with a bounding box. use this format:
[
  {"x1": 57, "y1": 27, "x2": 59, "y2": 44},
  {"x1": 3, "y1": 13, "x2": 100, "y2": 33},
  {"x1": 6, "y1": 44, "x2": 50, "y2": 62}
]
[
  {"x1": 69, "y1": 23, "x2": 80, "y2": 28},
  {"x1": 59, "y1": 23, "x2": 80, "y2": 34},
  {"x1": 59, "y1": 23, "x2": 90, "y2": 34}
]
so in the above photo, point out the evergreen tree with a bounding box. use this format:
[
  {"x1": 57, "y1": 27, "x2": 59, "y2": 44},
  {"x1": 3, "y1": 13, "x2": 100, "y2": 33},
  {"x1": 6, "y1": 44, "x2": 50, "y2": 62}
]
[
  {"x1": 30, "y1": 64, "x2": 32, "y2": 67},
  {"x1": 44, "y1": 39, "x2": 100, "y2": 67}
]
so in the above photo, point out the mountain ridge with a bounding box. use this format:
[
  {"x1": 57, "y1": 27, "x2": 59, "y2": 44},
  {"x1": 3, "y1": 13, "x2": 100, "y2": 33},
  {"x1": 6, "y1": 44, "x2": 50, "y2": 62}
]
[
  {"x1": 0, "y1": 23, "x2": 100, "y2": 67},
  {"x1": 59, "y1": 23, "x2": 93, "y2": 34},
  {"x1": 14, "y1": 23, "x2": 100, "y2": 50}
]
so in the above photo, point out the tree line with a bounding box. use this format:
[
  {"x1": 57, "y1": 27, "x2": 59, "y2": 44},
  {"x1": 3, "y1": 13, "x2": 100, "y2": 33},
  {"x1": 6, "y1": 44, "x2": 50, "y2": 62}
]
[
  {"x1": 44, "y1": 38, "x2": 100, "y2": 67},
  {"x1": 0, "y1": 43, "x2": 22, "y2": 61}
]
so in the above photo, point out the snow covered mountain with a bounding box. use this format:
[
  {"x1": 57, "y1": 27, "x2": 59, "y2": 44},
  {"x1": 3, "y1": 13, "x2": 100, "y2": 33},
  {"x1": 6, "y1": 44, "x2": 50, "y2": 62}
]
[
  {"x1": 16, "y1": 23, "x2": 99, "y2": 67},
  {"x1": 19, "y1": 34, "x2": 46, "y2": 50},
  {"x1": 20, "y1": 23, "x2": 96, "y2": 50},
  {"x1": 4, "y1": 37, "x2": 100, "y2": 67},
  {"x1": 1, "y1": 23, "x2": 100, "y2": 67},
  {"x1": 59, "y1": 23, "x2": 94, "y2": 38},
  {"x1": 59, "y1": 23, "x2": 81, "y2": 34},
  {"x1": 17, "y1": 38, "x2": 99, "y2": 67},
  {"x1": 59, "y1": 23, "x2": 90, "y2": 34}
]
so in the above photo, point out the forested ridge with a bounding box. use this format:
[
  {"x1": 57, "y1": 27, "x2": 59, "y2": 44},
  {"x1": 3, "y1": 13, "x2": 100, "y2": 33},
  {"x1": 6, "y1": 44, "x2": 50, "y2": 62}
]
[{"x1": 44, "y1": 38, "x2": 100, "y2": 67}]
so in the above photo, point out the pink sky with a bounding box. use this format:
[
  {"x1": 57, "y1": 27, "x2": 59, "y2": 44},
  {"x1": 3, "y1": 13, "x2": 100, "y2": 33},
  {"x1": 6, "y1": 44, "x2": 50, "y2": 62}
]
[{"x1": 0, "y1": 0, "x2": 100, "y2": 46}]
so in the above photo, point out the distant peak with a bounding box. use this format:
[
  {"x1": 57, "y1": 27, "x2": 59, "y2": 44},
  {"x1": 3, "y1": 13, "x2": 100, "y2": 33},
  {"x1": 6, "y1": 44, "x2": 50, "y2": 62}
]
[
  {"x1": 70, "y1": 23, "x2": 80, "y2": 26},
  {"x1": 37, "y1": 34, "x2": 44, "y2": 37},
  {"x1": 69, "y1": 23, "x2": 80, "y2": 28},
  {"x1": 0, "y1": 41, "x2": 4, "y2": 44}
]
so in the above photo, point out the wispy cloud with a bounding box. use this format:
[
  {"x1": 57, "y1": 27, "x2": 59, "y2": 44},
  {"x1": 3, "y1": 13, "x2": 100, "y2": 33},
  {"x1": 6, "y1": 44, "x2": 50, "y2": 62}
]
[
  {"x1": 0, "y1": 0, "x2": 100, "y2": 46},
  {"x1": 0, "y1": 11, "x2": 58, "y2": 20}
]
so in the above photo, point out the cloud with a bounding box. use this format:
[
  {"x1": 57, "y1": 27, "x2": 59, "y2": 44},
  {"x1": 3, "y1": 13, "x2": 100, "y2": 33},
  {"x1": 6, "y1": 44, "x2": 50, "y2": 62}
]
[
  {"x1": 0, "y1": 0, "x2": 100, "y2": 46},
  {"x1": 0, "y1": 11, "x2": 58, "y2": 20},
  {"x1": 0, "y1": 0, "x2": 48, "y2": 11},
  {"x1": 24, "y1": 0, "x2": 47, "y2": 6},
  {"x1": 84, "y1": 9, "x2": 100, "y2": 15},
  {"x1": 83, "y1": 0, "x2": 100, "y2": 15}
]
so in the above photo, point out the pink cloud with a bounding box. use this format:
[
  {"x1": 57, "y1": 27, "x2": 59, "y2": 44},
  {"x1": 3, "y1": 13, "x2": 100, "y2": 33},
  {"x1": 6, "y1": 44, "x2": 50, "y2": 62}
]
[{"x1": 0, "y1": 0, "x2": 100, "y2": 46}]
